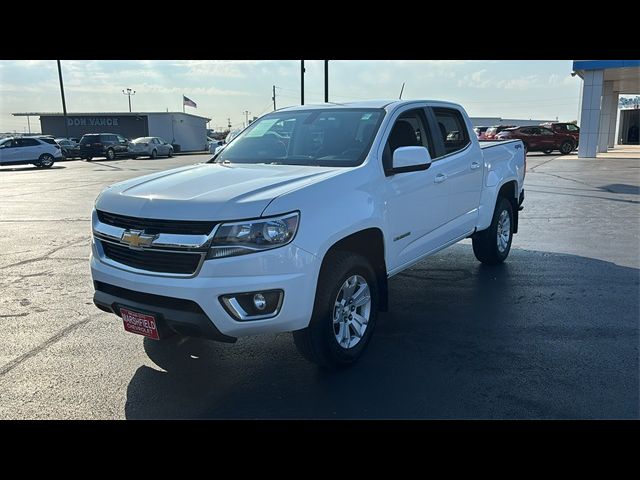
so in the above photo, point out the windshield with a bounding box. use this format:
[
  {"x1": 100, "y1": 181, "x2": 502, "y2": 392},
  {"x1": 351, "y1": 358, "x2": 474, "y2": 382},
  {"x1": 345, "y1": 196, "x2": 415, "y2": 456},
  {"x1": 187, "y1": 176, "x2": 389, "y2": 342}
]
[{"x1": 212, "y1": 108, "x2": 384, "y2": 167}]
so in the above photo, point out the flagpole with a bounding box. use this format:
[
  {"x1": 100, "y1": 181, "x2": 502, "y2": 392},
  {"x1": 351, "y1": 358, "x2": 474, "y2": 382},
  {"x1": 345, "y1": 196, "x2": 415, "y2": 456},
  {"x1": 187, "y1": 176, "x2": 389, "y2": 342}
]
[{"x1": 182, "y1": 94, "x2": 185, "y2": 113}]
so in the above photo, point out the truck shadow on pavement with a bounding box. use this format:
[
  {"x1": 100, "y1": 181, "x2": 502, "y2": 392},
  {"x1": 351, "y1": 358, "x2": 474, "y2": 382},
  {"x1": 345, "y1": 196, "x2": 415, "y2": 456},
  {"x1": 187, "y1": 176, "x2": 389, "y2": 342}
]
[{"x1": 124, "y1": 245, "x2": 639, "y2": 420}]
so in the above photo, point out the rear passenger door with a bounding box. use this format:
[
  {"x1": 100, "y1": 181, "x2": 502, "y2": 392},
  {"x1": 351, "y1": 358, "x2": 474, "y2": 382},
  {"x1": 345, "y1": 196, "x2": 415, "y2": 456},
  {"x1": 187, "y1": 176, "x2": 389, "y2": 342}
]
[
  {"x1": 17, "y1": 138, "x2": 44, "y2": 162},
  {"x1": 428, "y1": 106, "x2": 483, "y2": 236}
]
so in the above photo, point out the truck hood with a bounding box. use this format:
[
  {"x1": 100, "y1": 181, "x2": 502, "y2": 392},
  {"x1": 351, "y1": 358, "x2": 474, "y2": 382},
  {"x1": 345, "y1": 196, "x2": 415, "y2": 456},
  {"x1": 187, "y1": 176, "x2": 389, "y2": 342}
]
[{"x1": 95, "y1": 162, "x2": 342, "y2": 221}]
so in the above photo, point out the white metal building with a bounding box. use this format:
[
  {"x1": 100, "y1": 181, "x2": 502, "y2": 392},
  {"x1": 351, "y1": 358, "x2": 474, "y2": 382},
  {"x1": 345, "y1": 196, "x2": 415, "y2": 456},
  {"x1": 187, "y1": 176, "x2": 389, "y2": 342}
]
[{"x1": 572, "y1": 60, "x2": 640, "y2": 157}]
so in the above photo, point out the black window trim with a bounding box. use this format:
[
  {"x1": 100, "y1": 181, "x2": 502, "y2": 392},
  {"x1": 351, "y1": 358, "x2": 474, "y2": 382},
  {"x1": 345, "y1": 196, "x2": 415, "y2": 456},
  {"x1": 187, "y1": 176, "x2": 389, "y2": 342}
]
[{"x1": 425, "y1": 106, "x2": 472, "y2": 160}]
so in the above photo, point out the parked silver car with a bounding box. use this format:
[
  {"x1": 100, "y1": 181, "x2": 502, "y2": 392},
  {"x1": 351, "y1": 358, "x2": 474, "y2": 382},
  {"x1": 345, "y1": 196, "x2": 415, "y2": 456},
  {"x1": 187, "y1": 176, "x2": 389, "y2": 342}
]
[{"x1": 129, "y1": 137, "x2": 174, "y2": 159}]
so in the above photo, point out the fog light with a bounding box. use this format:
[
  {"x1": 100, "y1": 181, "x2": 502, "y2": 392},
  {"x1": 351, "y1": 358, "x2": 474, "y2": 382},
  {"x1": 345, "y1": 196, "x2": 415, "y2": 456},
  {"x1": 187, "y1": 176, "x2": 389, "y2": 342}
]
[
  {"x1": 220, "y1": 290, "x2": 284, "y2": 321},
  {"x1": 253, "y1": 293, "x2": 266, "y2": 311}
]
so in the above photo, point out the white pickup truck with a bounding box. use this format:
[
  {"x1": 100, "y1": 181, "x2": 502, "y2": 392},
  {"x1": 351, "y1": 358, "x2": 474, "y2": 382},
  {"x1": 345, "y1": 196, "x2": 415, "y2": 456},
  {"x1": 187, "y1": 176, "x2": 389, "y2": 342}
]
[{"x1": 91, "y1": 100, "x2": 525, "y2": 368}]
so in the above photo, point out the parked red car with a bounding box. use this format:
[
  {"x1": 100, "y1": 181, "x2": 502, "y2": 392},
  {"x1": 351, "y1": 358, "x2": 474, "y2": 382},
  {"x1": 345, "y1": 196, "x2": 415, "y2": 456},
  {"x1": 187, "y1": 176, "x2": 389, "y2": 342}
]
[
  {"x1": 484, "y1": 125, "x2": 516, "y2": 140},
  {"x1": 496, "y1": 126, "x2": 576, "y2": 155},
  {"x1": 540, "y1": 122, "x2": 580, "y2": 149}
]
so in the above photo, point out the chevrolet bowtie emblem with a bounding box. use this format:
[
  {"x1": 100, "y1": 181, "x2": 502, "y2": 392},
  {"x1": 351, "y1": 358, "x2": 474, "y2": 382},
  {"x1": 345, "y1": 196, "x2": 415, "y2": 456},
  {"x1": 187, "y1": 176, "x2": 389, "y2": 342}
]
[{"x1": 120, "y1": 230, "x2": 157, "y2": 249}]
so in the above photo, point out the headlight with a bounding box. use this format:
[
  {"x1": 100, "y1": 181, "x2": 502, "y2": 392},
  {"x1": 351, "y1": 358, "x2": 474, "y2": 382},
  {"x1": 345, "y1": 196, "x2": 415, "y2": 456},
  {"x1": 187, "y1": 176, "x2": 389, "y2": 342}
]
[{"x1": 206, "y1": 212, "x2": 299, "y2": 259}]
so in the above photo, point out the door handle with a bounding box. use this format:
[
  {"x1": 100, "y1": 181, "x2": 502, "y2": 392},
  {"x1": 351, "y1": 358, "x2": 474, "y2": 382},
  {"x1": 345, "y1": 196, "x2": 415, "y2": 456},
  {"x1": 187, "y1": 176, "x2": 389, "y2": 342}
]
[
  {"x1": 434, "y1": 174, "x2": 447, "y2": 184},
  {"x1": 471, "y1": 161, "x2": 481, "y2": 170}
]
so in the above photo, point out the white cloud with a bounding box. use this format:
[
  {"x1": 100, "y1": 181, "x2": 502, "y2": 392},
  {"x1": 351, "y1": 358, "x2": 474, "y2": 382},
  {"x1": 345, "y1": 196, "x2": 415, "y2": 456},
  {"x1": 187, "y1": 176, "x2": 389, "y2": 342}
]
[{"x1": 458, "y1": 70, "x2": 542, "y2": 90}]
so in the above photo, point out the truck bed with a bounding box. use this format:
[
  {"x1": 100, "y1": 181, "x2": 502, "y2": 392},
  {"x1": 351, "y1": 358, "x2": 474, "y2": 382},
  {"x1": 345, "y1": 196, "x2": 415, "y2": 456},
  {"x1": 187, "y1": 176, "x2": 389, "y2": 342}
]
[{"x1": 478, "y1": 139, "x2": 522, "y2": 149}]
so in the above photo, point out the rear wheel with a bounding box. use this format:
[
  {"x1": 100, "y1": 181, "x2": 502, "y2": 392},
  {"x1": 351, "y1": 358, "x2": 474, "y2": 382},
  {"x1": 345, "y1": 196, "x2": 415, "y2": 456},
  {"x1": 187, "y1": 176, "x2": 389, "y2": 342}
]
[
  {"x1": 106, "y1": 148, "x2": 115, "y2": 160},
  {"x1": 293, "y1": 251, "x2": 378, "y2": 369},
  {"x1": 472, "y1": 196, "x2": 513, "y2": 265},
  {"x1": 543, "y1": 149, "x2": 554, "y2": 154},
  {"x1": 559, "y1": 141, "x2": 574, "y2": 155},
  {"x1": 38, "y1": 154, "x2": 54, "y2": 169}
]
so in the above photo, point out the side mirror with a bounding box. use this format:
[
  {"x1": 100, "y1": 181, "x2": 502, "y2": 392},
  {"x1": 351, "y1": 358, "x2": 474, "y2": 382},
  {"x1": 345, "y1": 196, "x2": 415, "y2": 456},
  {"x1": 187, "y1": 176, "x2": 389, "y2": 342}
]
[{"x1": 387, "y1": 146, "x2": 432, "y2": 175}]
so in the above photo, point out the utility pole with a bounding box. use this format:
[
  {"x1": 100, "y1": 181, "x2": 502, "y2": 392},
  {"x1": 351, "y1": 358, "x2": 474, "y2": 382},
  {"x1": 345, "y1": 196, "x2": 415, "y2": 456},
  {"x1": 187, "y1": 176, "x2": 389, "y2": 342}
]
[
  {"x1": 227, "y1": 118, "x2": 232, "y2": 131},
  {"x1": 56, "y1": 60, "x2": 69, "y2": 139},
  {"x1": 272, "y1": 85, "x2": 277, "y2": 111},
  {"x1": 27, "y1": 115, "x2": 31, "y2": 134},
  {"x1": 122, "y1": 88, "x2": 136, "y2": 112},
  {"x1": 324, "y1": 60, "x2": 329, "y2": 103},
  {"x1": 300, "y1": 60, "x2": 305, "y2": 105},
  {"x1": 243, "y1": 110, "x2": 250, "y2": 127}
]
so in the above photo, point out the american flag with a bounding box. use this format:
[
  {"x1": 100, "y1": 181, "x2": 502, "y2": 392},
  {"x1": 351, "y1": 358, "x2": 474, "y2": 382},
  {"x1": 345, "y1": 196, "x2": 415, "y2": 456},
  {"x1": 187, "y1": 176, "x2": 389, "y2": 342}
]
[{"x1": 183, "y1": 95, "x2": 197, "y2": 108}]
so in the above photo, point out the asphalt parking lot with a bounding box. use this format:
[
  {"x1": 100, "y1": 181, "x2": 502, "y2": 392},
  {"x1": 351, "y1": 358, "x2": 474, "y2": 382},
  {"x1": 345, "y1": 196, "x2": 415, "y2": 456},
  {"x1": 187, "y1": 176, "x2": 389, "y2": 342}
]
[{"x1": 0, "y1": 152, "x2": 638, "y2": 419}]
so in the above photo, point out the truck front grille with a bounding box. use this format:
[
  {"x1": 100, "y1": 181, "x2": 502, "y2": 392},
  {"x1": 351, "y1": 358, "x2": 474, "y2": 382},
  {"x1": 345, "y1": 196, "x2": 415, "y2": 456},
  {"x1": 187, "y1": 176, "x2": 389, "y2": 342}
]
[
  {"x1": 97, "y1": 210, "x2": 216, "y2": 235},
  {"x1": 101, "y1": 241, "x2": 202, "y2": 275}
]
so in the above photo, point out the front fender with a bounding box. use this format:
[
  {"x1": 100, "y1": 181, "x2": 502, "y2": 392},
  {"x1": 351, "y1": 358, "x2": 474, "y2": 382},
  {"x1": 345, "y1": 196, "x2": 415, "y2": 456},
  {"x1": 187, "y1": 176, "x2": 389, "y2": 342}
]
[{"x1": 262, "y1": 167, "x2": 382, "y2": 261}]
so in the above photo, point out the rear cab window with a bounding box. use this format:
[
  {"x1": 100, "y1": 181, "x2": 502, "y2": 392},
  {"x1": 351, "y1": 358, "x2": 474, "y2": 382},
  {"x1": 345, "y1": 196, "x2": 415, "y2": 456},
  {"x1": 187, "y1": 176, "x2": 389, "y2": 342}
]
[{"x1": 432, "y1": 107, "x2": 471, "y2": 156}]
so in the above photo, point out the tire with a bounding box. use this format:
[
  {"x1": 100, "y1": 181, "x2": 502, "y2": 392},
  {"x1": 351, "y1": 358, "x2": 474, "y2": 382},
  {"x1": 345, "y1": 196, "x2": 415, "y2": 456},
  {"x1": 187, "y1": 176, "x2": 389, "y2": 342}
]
[
  {"x1": 150, "y1": 149, "x2": 157, "y2": 159},
  {"x1": 38, "y1": 154, "x2": 55, "y2": 169},
  {"x1": 106, "y1": 148, "x2": 115, "y2": 160},
  {"x1": 292, "y1": 251, "x2": 378, "y2": 369},
  {"x1": 85, "y1": 157, "x2": 93, "y2": 162},
  {"x1": 167, "y1": 148, "x2": 173, "y2": 158},
  {"x1": 543, "y1": 149, "x2": 553, "y2": 154},
  {"x1": 131, "y1": 155, "x2": 138, "y2": 160},
  {"x1": 472, "y1": 196, "x2": 514, "y2": 265},
  {"x1": 559, "y1": 141, "x2": 574, "y2": 155}
]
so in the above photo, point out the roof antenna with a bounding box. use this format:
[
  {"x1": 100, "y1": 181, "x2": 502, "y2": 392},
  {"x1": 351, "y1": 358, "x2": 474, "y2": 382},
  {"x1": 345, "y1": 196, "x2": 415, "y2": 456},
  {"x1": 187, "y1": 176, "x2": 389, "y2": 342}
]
[{"x1": 399, "y1": 82, "x2": 405, "y2": 99}]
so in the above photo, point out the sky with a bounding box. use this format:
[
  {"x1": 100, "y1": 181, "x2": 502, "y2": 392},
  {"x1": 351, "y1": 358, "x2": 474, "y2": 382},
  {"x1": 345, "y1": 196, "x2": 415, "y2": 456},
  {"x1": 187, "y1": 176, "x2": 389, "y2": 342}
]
[{"x1": 0, "y1": 60, "x2": 584, "y2": 133}]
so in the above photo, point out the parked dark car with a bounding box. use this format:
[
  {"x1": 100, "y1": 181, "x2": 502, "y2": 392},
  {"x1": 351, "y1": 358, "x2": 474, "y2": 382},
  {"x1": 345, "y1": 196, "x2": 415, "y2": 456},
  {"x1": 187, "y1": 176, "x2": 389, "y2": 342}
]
[
  {"x1": 55, "y1": 138, "x2": 81, "y2": 159},
  {"x1": 496, "y1": 126, "x2": 575, "y2": 154},
  {"x1": 540, "y1": 122, "x2": 580, "y2": 149},
  {"x1": 79, "y1": 133, "x2": 130, "y2": 161},
  {"x1": 484, "y1": 125, "x2": 516, "y2": 140}
]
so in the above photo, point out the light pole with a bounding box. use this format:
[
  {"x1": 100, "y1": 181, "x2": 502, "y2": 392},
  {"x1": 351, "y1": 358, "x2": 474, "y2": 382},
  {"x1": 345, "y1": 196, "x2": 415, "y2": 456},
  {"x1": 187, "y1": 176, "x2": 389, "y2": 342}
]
[{"x1": 122, "y1": 88, "x2": 136, "y2": 112}]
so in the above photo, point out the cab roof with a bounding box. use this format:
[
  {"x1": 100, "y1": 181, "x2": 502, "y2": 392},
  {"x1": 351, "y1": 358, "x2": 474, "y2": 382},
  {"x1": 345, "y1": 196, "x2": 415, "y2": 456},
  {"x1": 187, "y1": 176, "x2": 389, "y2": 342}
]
[{"x1": 277, "y1": 99, "x2": 464, "y2": 112}]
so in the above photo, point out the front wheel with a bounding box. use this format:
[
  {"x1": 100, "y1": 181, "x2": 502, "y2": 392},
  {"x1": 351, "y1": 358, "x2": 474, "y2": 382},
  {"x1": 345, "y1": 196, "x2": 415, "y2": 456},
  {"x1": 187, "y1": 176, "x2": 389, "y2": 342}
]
[
  {"x1": 106, "y1": 148, "x2": 115, "y2": 160},
  {"x1": 472, "y1": 196, "x2": 513, "y2": 265},
  {"x1": 293, "y1": 251, "x2": 378, "y2": 369},
  {"x1": 167, "y1": 148, "x2": 173, "y2": 158},
  {"x1": 150, "y1": 149, "x2": 157, "y2": 159}
]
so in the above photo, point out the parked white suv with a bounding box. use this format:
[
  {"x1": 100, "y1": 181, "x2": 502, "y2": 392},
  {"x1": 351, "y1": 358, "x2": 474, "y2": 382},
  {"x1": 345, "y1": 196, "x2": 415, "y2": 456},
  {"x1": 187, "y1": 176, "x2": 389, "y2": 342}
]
[
  {"x1": 0, "y1": 136, "x2": 63, "y2": 168},
  {"x1": 91, "y1": 100, "x2": 525, "y2": 368}
]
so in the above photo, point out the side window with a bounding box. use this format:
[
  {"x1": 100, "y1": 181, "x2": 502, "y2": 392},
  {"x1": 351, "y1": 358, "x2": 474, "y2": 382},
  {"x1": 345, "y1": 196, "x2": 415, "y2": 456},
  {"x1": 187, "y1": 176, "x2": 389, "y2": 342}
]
[
  {"x1": 520, "y1": 128, "x2": 531, "y2": 134},
  {"x1": 382, "y1": 108, "x2": 433, "y2": 171},
  {"x1": 540, "y1": 128, "x2": 554, "y2": 136},
  {"x1": 566, "y1": 124, "x2": 578, "y2": 131},
  {"x1": 117, "y1": 135, "x2": 127, "y2": 143},
  {"x1": 19, "y1": 138, "x2": 41, "y2": 147},
  {"x1": 529, "y1": 127, "x2": 541, "y2": 135},
  {"x1": 432, "y1": 108, "x2": 470, "y2": 156}
]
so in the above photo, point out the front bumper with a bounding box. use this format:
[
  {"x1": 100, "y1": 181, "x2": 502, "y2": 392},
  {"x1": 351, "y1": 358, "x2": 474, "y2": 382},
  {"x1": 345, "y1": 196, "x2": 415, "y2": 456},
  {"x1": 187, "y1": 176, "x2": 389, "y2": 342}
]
[{"x1": 90, "y1": 241, "x2": 320, "y2": 338}]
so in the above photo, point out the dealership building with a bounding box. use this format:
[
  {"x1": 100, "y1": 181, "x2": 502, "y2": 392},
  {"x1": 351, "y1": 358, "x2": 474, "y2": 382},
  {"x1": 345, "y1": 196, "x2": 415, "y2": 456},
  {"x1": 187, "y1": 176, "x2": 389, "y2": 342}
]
[
  {"x1": 572, "y1": 60, "x2": 640, "y2": 158},
  {"x1": 12, "y1": 112, "x2": 211, "y2": 152}
]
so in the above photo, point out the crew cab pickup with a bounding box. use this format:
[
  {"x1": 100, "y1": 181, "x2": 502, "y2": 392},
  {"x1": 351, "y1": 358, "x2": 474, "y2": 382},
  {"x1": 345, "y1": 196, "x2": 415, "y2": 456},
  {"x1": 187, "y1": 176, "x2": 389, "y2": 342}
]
[{"x1": 91, "y1": 100, "x2": 525, "y2": 368}]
